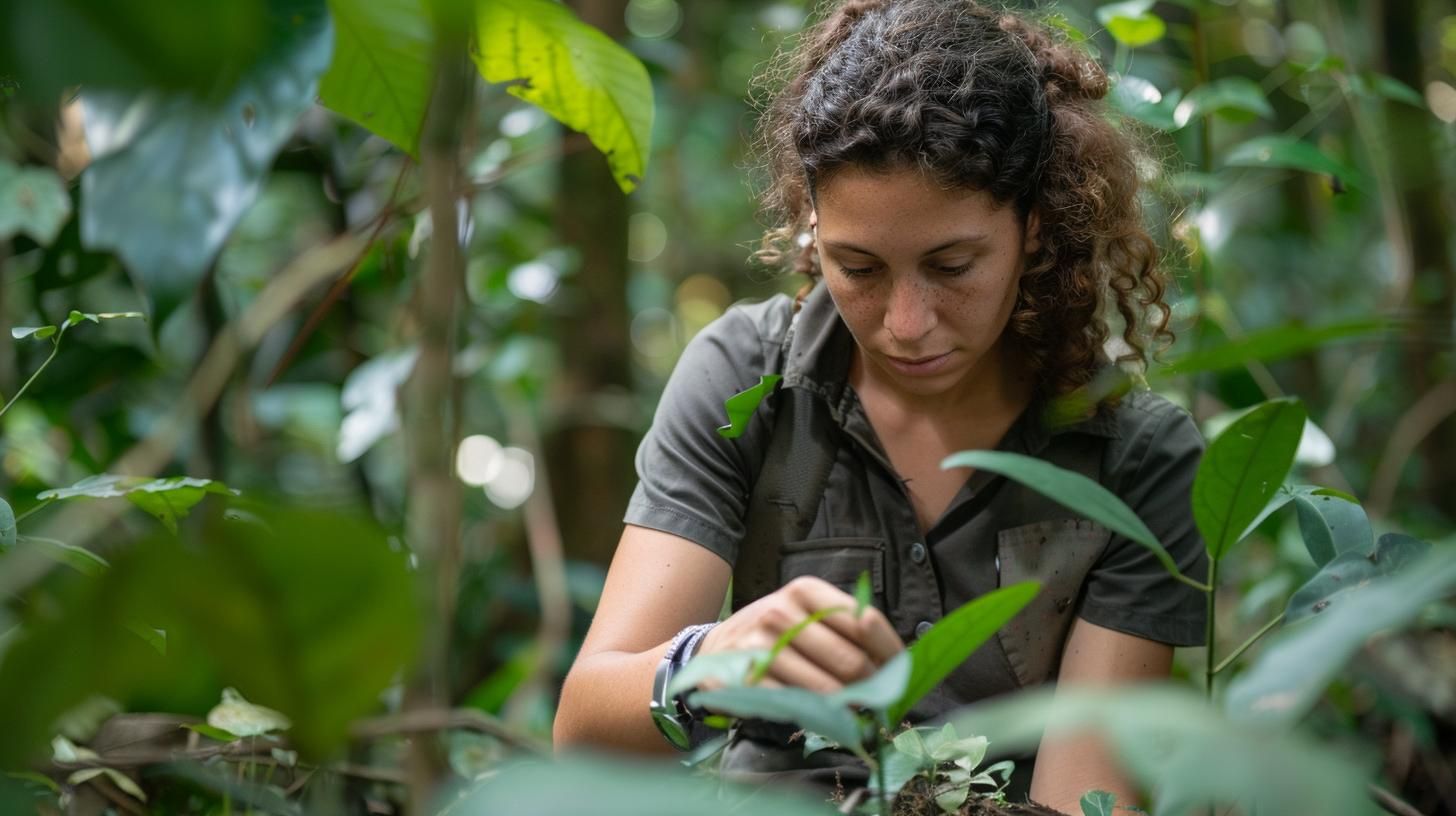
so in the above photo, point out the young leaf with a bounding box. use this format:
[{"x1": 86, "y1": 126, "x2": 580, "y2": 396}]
[
  {"x1": 1227, "y1": 545, "x2": 1456, "y2": 725},
  {"x1": 942, "y1": 450, "x2": 1193, "y2": 584},
  {"x1": 716, "y1": 374, "x2": 781, "y2": 439},
  {"x1": 1096, "y1": 2, "x2": 1164, "y2": 47},
  {"x1": 1289, "y1": 486, "x2": 1372, "y2": 567},
  {"x1": 476, "y1": 0, "x2": 655, "y2": 193},
  {"x1": 854, "y1": 569, "x2": 873, "y2": 616},
  {"x1": 887, "y1": 582, "x2": 1040, "y2": 725},
  {"x1": 319, "y1": 0, "x2": 434, "y2": 157},
  {"x1": 1192, "y1": 398, "x2": 1307, "y2": 561},
  {"x1": 11, "y1": 325, "x2": 57, "y2": 341},
  {"x1": 1081, "y1": 790, "x2": 1116, "y2": 816},
  {"x1": 749, "y1": 606, "x2": 842, "y2": 683},
  {"x1": 1173, "y1": 77, "x2": 1275, "y2": 128},
  {"x1": 182, "y1": 722, "x2": 241, "y2": 743}
]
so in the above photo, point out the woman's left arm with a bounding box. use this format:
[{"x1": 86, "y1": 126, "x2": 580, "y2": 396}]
[{"x1": 1026, "y1": 618, "x2": 1173, "y2": 813}]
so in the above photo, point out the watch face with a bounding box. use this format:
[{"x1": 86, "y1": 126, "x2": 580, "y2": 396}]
[{"x1": 650, "y1": 707, "x2": 693, "y2": 751}]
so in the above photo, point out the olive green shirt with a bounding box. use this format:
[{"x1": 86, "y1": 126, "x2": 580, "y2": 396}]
[{"x1": 626, "y1": 282, "x2": 1208, "y2": 709}]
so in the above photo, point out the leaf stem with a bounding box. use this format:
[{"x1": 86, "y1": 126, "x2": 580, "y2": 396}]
[
  {"x1": 0, "y1": 338, "x2": 60, "y2": 420},
  {"x1": 12, "y1": 499, "x2": 54, "y2": 525},
  {"x1": 1203, "y1": 557, "x2": 1219, "y2": 701},
  {"x1": 1212, "y1": 611, "x2": 1285, "y2": 675},
  {"x1": 875, "y1": 739, "x2": 888, "y2": 816}
]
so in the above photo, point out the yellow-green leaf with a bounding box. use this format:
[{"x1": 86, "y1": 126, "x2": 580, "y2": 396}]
[
  {"x1": 319, "y1": 0, "x2": 433, "y2": 156},
  {"x1": 476, "y1": 0, "x2": 654, "y2": 193}
]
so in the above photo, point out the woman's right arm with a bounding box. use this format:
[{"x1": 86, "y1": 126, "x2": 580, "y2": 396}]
[{"x1": 554, "y1": 525, "x2": 904, "y2": 753}]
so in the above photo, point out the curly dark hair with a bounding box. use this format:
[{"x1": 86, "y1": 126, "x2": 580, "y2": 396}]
[{"x1": 751, "y1": 0, "x2": 1173, "y2": 398}]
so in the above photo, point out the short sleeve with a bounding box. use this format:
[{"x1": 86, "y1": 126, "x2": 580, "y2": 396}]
[
  {"x1": 1077, "y1": 395, "x2": 1209, "y2": 646},
  {"x1": 623, "y1": 302, "x2": 785, "y2": 566}
]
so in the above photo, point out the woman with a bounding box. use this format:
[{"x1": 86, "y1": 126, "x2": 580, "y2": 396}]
[{"x1": 553, "y1": 0, "x2": 1207, "y2": 811}]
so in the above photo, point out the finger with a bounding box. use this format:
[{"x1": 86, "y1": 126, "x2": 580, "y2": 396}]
[
  {"x1": 781, "y1": 620, "x2": 878, "y2": 684},
  {"x1": 780, "y1": 577, "x2": 904, "y2": 664},
  {"x1": 765, "y1": 642, "x2": 844, "y2": 694}
]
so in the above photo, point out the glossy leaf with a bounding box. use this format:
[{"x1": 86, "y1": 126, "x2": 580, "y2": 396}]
[
  {"x1": 1156, "y1": 318, "x2": 1388, "y2": 378},
  {"x1": 318, "y1": 0, "x2": 432, "y2": 156},
  {"x1": 950, "y1": 685, "x2": 1376, "y2": 816},
  {"x1": 888, "y1": 582, "x2": 1039, "y2": 725},
  {"x1": 716, "y1": 374, "x2": 781, "y2": 439},
  {"x1": 477, "y1": 0, "x2": 654, "y2": 193},
  {"x1": 942, "y1": 450, "x2": 1190, "y2": 583},
  {"x1": 0, "y1": 161, "x2": 71, "y2": 246},
  {"x1": 0, "y1": 499, "x2": 14, "y2": 549},
  {"x1": 1227, "y1": 545, "x2": 1456, "y2": 725},
  {"x1": 1173, "y1": 77, "x2": 1275, "y2": 127},
  {"x1": 1080, "y1": 790, "x2": 1116, "y2": 816},
  {"x1": 1096, "y1": 2, "x2": 1165, "y2": 47},
  {"x1": 1223, "y1": 136, "x2": 1363, "y2": 189},
  {"x1": 1289, "y1": 486, "x2": 1372, "y2": 567},
  {"x1": 1283, "y1": 533, "x2": 1430, "y2": 624},
  {"x1": 79, "y1": 0, "x2": 333, "y2": 312},
  {"x1": 1192, "y1": 398, "x2": 1306, "y2": 561},
  {"x1": 689, "y1": 684, "x2": 864, "y2": 749},
  {"x1": 442, "y1": 754, "x2": 834, "y2": 816}
]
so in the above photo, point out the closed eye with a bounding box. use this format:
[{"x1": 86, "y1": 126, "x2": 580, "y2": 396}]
[
  {"x1": 838, "y1": 263, "x2": 877, "y2": 277},
  {"x1": 935, "y1": 262, "x2": 973, "y2": 276}
]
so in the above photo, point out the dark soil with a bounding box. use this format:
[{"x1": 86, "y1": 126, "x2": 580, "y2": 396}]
[
  {"x1": 886, "y1": 779, "x2": 1069, "y2": 816},
  {"x1": 960, "y1": 800, "x2": 1068, "y2": 816}
]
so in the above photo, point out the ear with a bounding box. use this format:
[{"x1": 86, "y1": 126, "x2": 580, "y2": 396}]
[{"x1": 1022, "y1": 209, "x2": 1042, "y2": 255}]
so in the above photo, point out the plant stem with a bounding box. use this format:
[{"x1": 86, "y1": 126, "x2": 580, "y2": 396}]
[
  {"x1": 1212, "y1": 611, "x2": 1285, "y2": 675},
  {"x1": 0, "y1": 338, "x2": 60, "y2": 420},
  {"x1": 1203, "y1": 556, "x2": 1219, "y2": 701},
  {"x1": 12, "y1": 499, "x2": 54, "y2": 525},
  {"x1": 875, "y1": 738, "x2": 889, "y2": 816}
]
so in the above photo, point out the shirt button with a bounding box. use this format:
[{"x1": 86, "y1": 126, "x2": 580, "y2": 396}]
[
  {"x1": 914, "y1": 620, "x2": 933, "y2": 639},
  {"x1": 909, "y1": 542, "x2": 927, "y2": 563}
]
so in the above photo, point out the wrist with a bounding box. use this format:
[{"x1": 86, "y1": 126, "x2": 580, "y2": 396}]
[{"x1": 649, "y1": 622, "x2": 718, "y2": 750}]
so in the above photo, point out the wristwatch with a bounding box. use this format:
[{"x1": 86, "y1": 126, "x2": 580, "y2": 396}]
[{"x1": 649, "y1": 622, "x2": 716, "y2": 750}]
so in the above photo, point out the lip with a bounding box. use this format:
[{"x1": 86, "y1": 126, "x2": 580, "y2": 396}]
[{"x1": 884, "y1": 351, "x2": 954, "y2": 376}]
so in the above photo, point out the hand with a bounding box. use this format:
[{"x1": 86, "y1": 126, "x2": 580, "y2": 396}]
[{"x1": 698, "y1": 576, "x2": 904, "y2": 693}]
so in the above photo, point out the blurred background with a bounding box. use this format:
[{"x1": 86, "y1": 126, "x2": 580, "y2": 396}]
[{"x1": 1, "y1": 0, "x2": 1454, "y2": 812}]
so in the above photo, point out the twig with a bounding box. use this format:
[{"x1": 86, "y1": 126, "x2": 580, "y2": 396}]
[
  {"x1": 351, "y1": 707, "x2": 547, "y2": 755},
  {"x1": 1369, "y1": 782, "x2": 1427, "y2": 816},
  {"x1": 838, "y1": 787, "x2": 868, "y2": 814},
  {"x1": 1368, "y1": 380, "x2": 1456, "y2": 516},
  {"x1": 1212, "y1": 612, "x2": 1285, "y2": 675}
]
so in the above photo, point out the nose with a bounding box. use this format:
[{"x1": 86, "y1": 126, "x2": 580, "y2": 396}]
[{"x1": 883, "y1": 276, "x2": 937, "y2": 345}]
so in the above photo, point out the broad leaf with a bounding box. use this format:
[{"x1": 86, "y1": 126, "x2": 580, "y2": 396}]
[
  {"x1": 0, "y1": 499, "x2": 14, "y2": 549},
  {"x1": 1156, "y1": 318, "x2": 1388, "y2": 378},
  {"x1": 79, "y1": 0, "x2": 333, "y2": 314},
  {"x1": 477, "y1": 0, "x2": 654, "y2": 193},
  {"x1": 1224, "y1": 136, "x2": 1363, "y2": 190},
  {"x1": 38, "y1": 475, "x2": 236, "y2": 533},
  {"x1": 442, "y1": 754, "x2": 835, "y2": 816},
  {"x1": 950, "y1": 685, "x2": 1375, "y2": 816},
  {"x1": 1226, "y1": 545, "x2": 1456, "y2": 725},
  {"x1": 834, "y1": 649, "x2": 910, "y2": 713},
  {"x1": 668, "y1": 650, "x2": 764, "y2": 698},
  {"x1": 1096, "y1": 2, "x2": 1164, "y2": 47},
  {"x1": 1289, "y1": 486, "x2": 1372, "y2": 567},
  {"x1": 942, "y1": 450, "x2": 1190, "y2": 582},
  {"x1": 0, "y1": 161, "x2": 71, "y2": 246},
  {"x1": 1192, "y1": 398, "x2": 1306, "y2": 561},
  {"x1": 688, "y1": 685, "x2": 864, "y2": 750},
  {"x1": 14, "y1": 536, "x2": 109, "y2": 576},
  {"x1": 716, "y1": 374, "x2": 781, "y2": 439},
  {"x1": 1173, "y1": 77, "x2": 1275, "y2": 128},
  {"x1": 1110, "y1": 75, "x2": 1180, "y2": 131},
  {"x1": 888, "y1": 582, "x2": 1039, "y2": 725},
  {"x1": 1080, "y1": 790, "x2": 1116, "y2": 816},
  {"x1": 1283, "y1": 533, "x2": 1430, "y2": 624},
  {"x1": 318, "y1": 0, "x2": 432, "y2": 156}
]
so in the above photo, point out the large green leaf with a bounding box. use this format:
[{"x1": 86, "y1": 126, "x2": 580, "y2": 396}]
[
  {"x1": 1095, "y1": 1, "x2": 1165, "y2": 48},
  {"x1": 1283, "y1": 533, "x2": 1430, "y2": 624},
  {"x1": 1223, "y1": 135, "x2": 1364, "y2": 189},
  {"x1": 13, "y1": 536, "x2": 109, "y2": 576},
  {"x1": 689, "y1": 684, "x2": 864, "y2": 750},
  {"x1": 78, "y1": 0, "x2": 333, "y2": 311},
  {"x1": 1156, "y1": 318, "x2": 1388, "y2": 378},
  {"x1": 1173, "y1": 77, "x2": 1275, "y2": 128},
  {"x1": 887, "y1": 582, "x2": 1039, "y2": 725},
  {"x1": 318, "y1": 0, "x2": 433, "y2": 156},
  {"x1": 0, "y1": 505, "x2": 420, "y2": 765},
  {"x1": 0, "y1": 499, "x2": 14, "y2": 549},
  {"x1": 0, "y1": 161, "x2": 71, "y2": 246},
  {"x1": 1226, "y1": 545, "x2": 1456, "y2": 725},
  {"x1": 1192, "y1": 399, "x2": 1306, "y2": 561},
  {"x1": 441, "y1": 755, "x2": 833, "y2": 816},
  {"x1": 476, "y1": 0, "x2": 654, "y2": 193},
  {"x1": 941, "y1": 450, "x2": 1190, "y2": 583},
  {"x1": 1289, "y1": 486, "x2": 1372, "y2": 567},
  {"x1": 949, "y1": 685, "x2": 1378, "y2": 816},
  {"x1": 717, "y1": 374, "x2": 781, "y2": 439}
]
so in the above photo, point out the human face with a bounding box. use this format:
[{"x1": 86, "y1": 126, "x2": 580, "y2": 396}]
[{"x1": 812, "y1": 165, "x2": 1040, "y2": 401}]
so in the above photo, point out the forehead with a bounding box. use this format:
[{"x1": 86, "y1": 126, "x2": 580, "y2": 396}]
[{"x1": 813, "y1": 165, "x2": 1017, "y2": 248}]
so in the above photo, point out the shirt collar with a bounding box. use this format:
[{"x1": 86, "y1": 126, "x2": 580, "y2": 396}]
[{"x1": 778, "y1": 281, "x2": 1122, "y2": 447}]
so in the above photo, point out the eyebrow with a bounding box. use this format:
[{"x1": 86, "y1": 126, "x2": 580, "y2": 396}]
[{"x1": 821, "y1": 235, "x2": 990, "y2": 256}]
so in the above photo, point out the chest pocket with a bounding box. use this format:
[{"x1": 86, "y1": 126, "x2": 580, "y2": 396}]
[
  {"x1": 995, "y1": 519, "x2": 1111, "y2": 688},
  {"x1": 778, "y1": 537, "x2": 886, "y2": 597}
]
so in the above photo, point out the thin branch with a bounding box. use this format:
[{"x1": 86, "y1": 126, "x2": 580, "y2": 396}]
[
  {"x1": 1368, "y1": 379, "x2": 1456, "y2": 517},
  {"x1": 351, "y1": 708, "x2": 547, "y2": 755},
  {"x1": 1212, "y1": 612, "x2": 1285, "y2": 675},
  {"x1": 1368, "y1": 782, "x2": 1427, "y2": 816}
]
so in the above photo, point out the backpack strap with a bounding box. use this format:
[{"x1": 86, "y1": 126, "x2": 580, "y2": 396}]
[{"x1": 732, "y1": 382, "x2": 840, "y2": 610}]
